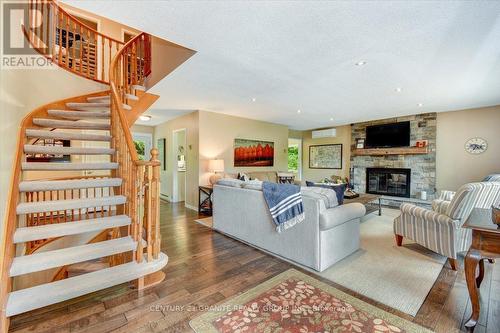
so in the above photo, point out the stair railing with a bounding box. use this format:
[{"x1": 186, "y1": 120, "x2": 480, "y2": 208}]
[
  {"x1": 24, "y1": 0, "x2": 124, "y2": 83},
  {"x1": 109, "y1": 32, "x2": 160, "y2": 264}
]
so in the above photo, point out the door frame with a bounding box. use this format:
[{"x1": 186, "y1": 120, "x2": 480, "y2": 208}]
[{"x1": 172, "y1": 128, "x2": 187, "y2": 203}]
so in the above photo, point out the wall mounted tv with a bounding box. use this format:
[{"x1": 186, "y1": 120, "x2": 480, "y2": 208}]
[{"x1": 365, "y1": 121, "x2": 410, "y2": 148}]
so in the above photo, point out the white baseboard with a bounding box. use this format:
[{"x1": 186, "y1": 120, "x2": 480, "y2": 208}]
[{"x1": 185, "y1": 203, "x2": 197, "y2": 212}]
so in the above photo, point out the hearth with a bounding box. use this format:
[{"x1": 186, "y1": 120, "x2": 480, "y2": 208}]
[{"x1": 366, "y1": 168, "x2": 411, "y2": 198}]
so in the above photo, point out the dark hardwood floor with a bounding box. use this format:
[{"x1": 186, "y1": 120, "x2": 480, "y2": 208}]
[{"x1": 8, "y1": 201, "x2": 500, "y2": 333}]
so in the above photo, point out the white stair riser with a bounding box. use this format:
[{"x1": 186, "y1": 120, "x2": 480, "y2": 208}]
[
  {"x1": 86, "y1": 96, "x2": 110, "y2": 103},
  {"x1": 6, "y1": 253, "x2": 168, "y2": 317},
  {"x1": 25, "y1": 129, "x2": 111, "y2": 142},
  {"x1": 22, "y1": 162, "x2": 118, "y2": 171},
  {"x1": 13, "y1": 215, "x2": 130, "y2": 243},
  {"x1": 24, "y1": 145, "x2": 115, "y2": 155},
  {"x1": 16, "y1": 195, "x2": 126, "y2": 214},
  {"x1": 19, "y1": 178, "x2": 122, "y2": 192},
  {"x1": 48, "y1": 110, "x2": 111, "y2": 119},
  {"x1": 33, "y1": 118, "x2": 110, "y2": 130},
  {"x1": 9, "y1": 237, "x2": 137, "y2": 277}
]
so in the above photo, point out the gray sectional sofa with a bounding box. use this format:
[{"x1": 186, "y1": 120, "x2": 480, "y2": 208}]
[{"x1": 213, "y1": 182, "x2": 366, "y2": 272}]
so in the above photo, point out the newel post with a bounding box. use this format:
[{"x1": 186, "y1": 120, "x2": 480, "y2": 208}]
[{"x1": 150, "y1": 148, "x2": 161, "y2": 259}]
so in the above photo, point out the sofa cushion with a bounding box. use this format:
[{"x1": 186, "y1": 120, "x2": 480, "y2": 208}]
[
  {"x1": 319, "y1": 203, "x2": 366, "y2": 231},
  {"x1": 217, "y1": 178, "x2": 244, "y2": 188},
  {"x1": 247, "y1": 171, "x2": 277, "y2": 182},
  {"x1": 242, "y1": 180, "x2": 263, "y2": 191},
  {"x1": 306, "y1": 181, "x2": 346, "y2": 205}
]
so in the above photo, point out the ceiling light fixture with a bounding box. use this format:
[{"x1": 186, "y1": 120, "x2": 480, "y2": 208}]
[
  {"x1": 139, "y1": 115, "x2": 152, "y2": 121},
  {"x1": 297, "y1": 109, "x2": 301, "y2": 114},
  {"x1": 417, "y1": 103, "x2": 424, "y2": 107},
  {"x1": 251, "y1": 97, "x2": 256, "y2": 102},
  {"x1": 395, "y1": 87, "x2": 402, "y2": 93},
  {"x1": 330, "y1": 117, "x2": 334, "y2": 121},
  {"x1": 355, "y1": 61, "x2": 367, "y2": 66}
]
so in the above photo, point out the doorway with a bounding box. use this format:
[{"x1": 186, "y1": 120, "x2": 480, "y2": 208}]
[
  {"x1": 288, "y1": 138, "x2": 302, "y2": 181},
  {"x1": 172, "y1": 129, "x2": 187, "y2": 203}
]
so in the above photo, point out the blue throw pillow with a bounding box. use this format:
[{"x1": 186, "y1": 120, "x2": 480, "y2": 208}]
[{"x1": 306, "y1": 181, "x2": 346, "y2": 205}]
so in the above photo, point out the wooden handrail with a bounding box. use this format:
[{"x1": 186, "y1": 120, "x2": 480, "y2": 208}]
[
  {"x1": 24, "y1": 0, "x2": 125, "y2": 84},
  {"x1": 109, "y1": 32, "x2": 160, "y2": 265}
]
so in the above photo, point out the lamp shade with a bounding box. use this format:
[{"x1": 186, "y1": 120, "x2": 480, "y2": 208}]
[{"x1": 208, "y1": 159, "x2": 224, "y2": 172}]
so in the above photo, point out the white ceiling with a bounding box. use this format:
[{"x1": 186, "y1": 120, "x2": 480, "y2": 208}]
[{"x1": 65, "y1": 0, "x2": 500, "y2": 130}]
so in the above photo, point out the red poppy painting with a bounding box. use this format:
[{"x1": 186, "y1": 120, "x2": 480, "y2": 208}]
[{"x1": 234, "y1": 138, "x2": 274, "y2": 167}]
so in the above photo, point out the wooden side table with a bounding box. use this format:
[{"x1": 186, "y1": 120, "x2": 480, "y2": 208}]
[
  {"x1": 198, "y1": 185, "x2": 213, "y2": 215},
  {"x1": 462, "y1": 208, "x2": 500, "y2": 331}
]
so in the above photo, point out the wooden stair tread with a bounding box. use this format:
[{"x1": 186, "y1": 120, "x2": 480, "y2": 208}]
[
  {"x1": 13, "y1": 215, "x2": 130, "y2": 243},
  {"x1": 22, "y1": 162, "x2": 118, "y2": 171},
  {"x1": 16, "y1": 195, "x2": 126, "y2": 214},
  {"x1": 6, "y1": 253, "x2": 168, "y2": 316},
  {"x1": 19, "y1": 177, "x2": 122, "y2": 192},
  {"x1": 33, "y1": 118, "x2": 110, "y2": 130},
  {"x1": 9, "y1": 236, "x2": 137, "y2": 277},
  {"x1": 25, "y1": 129, "x2": 111, "y2": 141},
  {"x1": 24, "y1": 145, "x2": 114, "y2": 155}
]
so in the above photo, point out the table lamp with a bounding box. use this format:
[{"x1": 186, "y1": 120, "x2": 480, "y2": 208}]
[{"x1": 208, "y1": 159, "x2": 224, "y2": 185}]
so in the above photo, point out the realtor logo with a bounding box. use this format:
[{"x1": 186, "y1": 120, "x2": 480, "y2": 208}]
[{"x1": 1, "y1": 0, "x2": 54, "y2": 69}]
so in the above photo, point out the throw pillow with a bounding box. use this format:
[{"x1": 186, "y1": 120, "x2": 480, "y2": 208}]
[
  {"x1": 305, "y1": 181, "x2": 346, "y2": 205},
  {"x1": 237, "y1": 172, "x2": 250, "y2": 181}
]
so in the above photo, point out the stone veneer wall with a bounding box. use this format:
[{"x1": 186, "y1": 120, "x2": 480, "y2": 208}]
[{"x1": 350, "y1": 113, "x2": 437, "y2": 199}]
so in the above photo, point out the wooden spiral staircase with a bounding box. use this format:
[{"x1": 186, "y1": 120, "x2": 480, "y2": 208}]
[{"x1": 0, "y1": 1, "x2": 167, "y2": 330}]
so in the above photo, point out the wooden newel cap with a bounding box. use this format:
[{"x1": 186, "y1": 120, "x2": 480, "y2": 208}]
[{"x1": 150, "y1": 148, "x2": 159, "y2": 161}]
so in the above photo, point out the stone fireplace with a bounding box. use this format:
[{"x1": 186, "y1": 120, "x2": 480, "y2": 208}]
[
  {"x1": 350, "y1": 113, "x2": 437, "y2": 199},
  {"x1": 366, "y1": 168, "x2": 411, "y2": 198}
]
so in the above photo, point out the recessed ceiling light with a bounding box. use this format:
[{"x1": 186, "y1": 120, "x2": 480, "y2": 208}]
[
  {"x1": 139, "y1": 115, "x2": 152, "y2": 121},
  {"x1": 417, "y1": 103, "x2": 424, "y2": 107},
  {"x1": 251, "y1": 97, "x2": 256, "y2": 102},
  {"x1": 395, "y1": 87, "x2": 402, "y2": 93},
  {"x1": 355, "y1": 61, "x2": 367, "y2": 66},
  {"x1": 297, "y1": 109, "x2": 301, "y2": 114},
  {"x1": 330, "y1": 117, "x2": 334, "y2": 121}
]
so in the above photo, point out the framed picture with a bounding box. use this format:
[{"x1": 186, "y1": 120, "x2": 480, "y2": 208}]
[
  {"x1": 157, "y1": 138, "x2": 166, "y2": 170},
  {"x1": 309, "y1": 144, "x2": 342, "y2": 169},
  {"x1": 234, "y1": 138, "x2": 274, "y2": 167},
  {"x1": 356, "y1": 138, "x2": 365, "y2": 149}
]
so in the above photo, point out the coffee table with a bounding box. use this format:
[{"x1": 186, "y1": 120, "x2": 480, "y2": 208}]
[{"x1": 344, "y1": 193, "x2": 381, "y2": 216}]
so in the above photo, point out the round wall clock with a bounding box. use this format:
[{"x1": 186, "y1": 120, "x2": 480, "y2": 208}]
[{"x1": 464, "y1": 137, "x2": 488, "y2": 154}]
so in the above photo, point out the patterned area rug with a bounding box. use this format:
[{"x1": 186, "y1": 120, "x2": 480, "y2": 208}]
[{"x1": 190, "y1": 269, "x2": 431, "y2": 333}]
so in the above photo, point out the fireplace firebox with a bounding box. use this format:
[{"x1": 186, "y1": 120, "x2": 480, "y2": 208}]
[{"x1": 366, "y1": 168, "x2": 411, "y2": 198}]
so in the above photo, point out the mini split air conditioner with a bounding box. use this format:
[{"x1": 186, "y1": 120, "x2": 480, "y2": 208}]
[{"x1": 312, "y1": 128, "x2": 336, "y2": 139}]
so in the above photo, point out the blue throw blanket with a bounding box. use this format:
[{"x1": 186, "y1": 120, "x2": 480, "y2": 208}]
[{"x1": 262, "y1": 181, "x2": 305, "y2": 232}]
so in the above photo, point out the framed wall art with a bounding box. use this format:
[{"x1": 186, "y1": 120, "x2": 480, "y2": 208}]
[
  {"x1": 309, "y1": 144, "x2": 342, "y2": 169},
  {"x1": 234, "y1": 138, "x2": 274, "y2": 167}
]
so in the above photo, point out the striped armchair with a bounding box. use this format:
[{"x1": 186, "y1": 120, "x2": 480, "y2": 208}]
[{"x1": 394, "y1": 182, "x2": 500, "y2": 270}]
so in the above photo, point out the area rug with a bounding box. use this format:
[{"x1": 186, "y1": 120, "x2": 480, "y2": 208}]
[
  {"x1": 190, "y1": 269, "x2": 432, "y2": 333},
  {"x1": 313, "y1": 208, "x2": 446, "y2": 316},
  {"x1": 195, "y1": 216, "x2": 213, "y2": 228}
]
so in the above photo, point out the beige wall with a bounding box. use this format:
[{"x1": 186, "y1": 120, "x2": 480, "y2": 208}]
[
  {"x1": 153, "y1": 112, "x2": 199, "y2": 208},
  {"x1": 302, "y1": 125, "x2": 351, "y2": 183},
  {"x1": 131, "y1": 124, "x2": 154, "y2": 135},
  {"x1": 436, "y1": 106, "x2": 500, "y2": 191},
  {"x1": 198, "y1": 111, "x2": 289, "y2": 185}
]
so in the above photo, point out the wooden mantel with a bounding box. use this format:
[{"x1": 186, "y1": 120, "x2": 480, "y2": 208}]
[{"x1": 351, "y1": 146, "x2": 428, "y2": 156}]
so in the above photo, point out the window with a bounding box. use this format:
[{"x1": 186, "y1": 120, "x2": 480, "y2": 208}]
[{"x1": 288, "y1": 138, "x2": 302, "y2": 179}]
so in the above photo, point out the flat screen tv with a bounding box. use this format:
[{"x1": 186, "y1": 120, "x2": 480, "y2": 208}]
[{"x1": 365, "y1": 121, "x2": 410, "y2": 148}]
